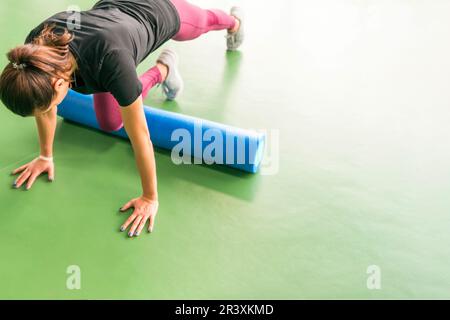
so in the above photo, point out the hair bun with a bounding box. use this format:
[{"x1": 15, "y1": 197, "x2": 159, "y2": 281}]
[{"x1": 7, "y1": 45, "x2": 35, "y2": 71}]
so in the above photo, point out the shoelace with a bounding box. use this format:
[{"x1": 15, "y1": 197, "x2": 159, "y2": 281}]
[{"x1": 225, "y1": 33, "x2": 236, "y2": 47}]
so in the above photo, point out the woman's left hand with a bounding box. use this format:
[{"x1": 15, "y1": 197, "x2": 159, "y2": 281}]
[{"x1": 120, "y1": 196, "x2": 159, "y2": 237}]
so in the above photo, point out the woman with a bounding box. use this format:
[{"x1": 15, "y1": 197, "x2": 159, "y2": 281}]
[{"x1": 0, "y1": 0, "x2": 244, "y2": 237}]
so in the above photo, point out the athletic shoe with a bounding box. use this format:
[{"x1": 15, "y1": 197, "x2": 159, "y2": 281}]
[
  {"x1": 226, "y1": 6, "x2": 245, "y2": 51},
  {"x1": 157, "y1": 48, "x2": 184, "y2": 100}
]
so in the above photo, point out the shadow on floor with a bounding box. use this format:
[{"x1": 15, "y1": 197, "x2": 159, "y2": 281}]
[
  {"x1": 155, "y1": 147, "x2": 261, "y2": 202},
  {"x1": 56, "y1": 118, "x2": 120, "y2": 154},
  {"x1": 56, "y1": 119, "x2": 261, "y2": 202}
]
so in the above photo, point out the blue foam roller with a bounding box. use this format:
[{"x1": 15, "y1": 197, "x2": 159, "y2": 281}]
[{"x1": 57, "y1": 90, "x2": 265, "y2": 173}]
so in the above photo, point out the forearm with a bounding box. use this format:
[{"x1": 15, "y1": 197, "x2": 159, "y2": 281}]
[
  {"x1": 34, "y1": 106, "x2": 57, "y2": 157},
  {"x1": 129, "y1": 127, "x2": 158, "y2": 200},
  {"x1": 120, "y1": 97, "x2": 158, "y2": 201}
]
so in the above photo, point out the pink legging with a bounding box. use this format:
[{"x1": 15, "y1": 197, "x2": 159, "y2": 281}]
[{"x1": 94, "y1": 0, "x2": 236, "y2": 132}]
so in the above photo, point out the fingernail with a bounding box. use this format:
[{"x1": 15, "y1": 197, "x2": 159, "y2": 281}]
[
  {"x1": 128, "y1": 232, "x2": 134, "y2": 237},
  {"x1": 120, "y1": 226, "x2": 125, "y2": 232},
  {"x1": 135, "y1": 231, "x2": 140, "y2": 237},
  {"x1": 149, "y1": 227, "x2": 153, "y2": 233},
  {"x1": 119, "y1": 207, "x2": 123, "y2": 211}
]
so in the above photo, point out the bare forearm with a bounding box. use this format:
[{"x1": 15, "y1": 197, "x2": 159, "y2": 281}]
[
  {"x1": 120, "y1": 97, "x2": 158, "y2": 201},
  {"x1": 129, "y1": 127, "x2": 158, "y2": 200},
  {"x1": 34, "y1": 106, "x2": 57, "y2": 157}
]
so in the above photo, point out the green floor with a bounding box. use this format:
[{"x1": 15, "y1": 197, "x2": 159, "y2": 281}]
[{"x1": 1, "y1": 0, "x2": 450, "y2": 299}]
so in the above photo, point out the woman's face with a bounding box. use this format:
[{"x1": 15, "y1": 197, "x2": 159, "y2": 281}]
[{"x1": 34, "y1": 77, "x2": 71, "y2": 116}]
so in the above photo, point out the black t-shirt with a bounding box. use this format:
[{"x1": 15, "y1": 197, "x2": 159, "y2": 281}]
[{"x1": 25, "y1": 0, "x2": 180, "y2": 106}]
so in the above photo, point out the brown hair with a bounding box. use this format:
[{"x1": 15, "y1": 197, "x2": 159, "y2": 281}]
[{"x1": 0, "y1": 24, "x2": 76, "y2": 117}]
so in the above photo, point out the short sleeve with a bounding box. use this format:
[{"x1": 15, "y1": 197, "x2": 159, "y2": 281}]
[{"x1": 99, "y1": 49, "x2": 142, "y2": 106}]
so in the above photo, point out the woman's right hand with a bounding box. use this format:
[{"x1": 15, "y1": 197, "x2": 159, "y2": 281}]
[{"x1": 11, "y1": 157, "x2": 54, "y2": 190}]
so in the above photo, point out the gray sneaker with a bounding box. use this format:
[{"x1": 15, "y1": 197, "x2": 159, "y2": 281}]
[
  {"x1": 157, "y1": 48, "x2": 183, "y2": 100},
  {"x1": 226, "y1": 6, "x2": 245, "y2": 51}
]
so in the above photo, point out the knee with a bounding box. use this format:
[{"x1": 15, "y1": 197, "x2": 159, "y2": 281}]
[
  {"x1": 99, "y1": 119, "x2": 124, "y2": 132},
  {"x1": 93, "y1": 93, "x2": 124, "y2": 132}
]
